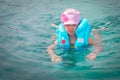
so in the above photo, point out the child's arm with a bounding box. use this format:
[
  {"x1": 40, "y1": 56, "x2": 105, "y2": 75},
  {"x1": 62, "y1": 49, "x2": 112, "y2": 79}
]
[
  {"x1": 86, "y1": 26, "x2": 108, "y2": 60},
  {"x1": 86, "y1": 38, "x2": 103, "y2": 60},
  {"x1": 47, "y1": 40, "x2": 62, "y2": 62}
]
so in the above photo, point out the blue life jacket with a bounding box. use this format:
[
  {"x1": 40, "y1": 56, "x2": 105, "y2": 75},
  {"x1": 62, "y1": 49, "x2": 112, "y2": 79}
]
[{"x1": 56, "y1": 18, "x2": 91, "y2": 49}]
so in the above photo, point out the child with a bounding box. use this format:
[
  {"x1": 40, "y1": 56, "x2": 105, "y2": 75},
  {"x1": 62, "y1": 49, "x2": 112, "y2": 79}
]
[{"x1": 47, "y1": 8, "x2": 102, "y2": 63}]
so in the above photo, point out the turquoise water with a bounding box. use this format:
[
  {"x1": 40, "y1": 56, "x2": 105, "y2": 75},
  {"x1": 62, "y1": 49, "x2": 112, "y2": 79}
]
[{"x1": 0, "y1": 0, "x2": 120, "y2": 80}]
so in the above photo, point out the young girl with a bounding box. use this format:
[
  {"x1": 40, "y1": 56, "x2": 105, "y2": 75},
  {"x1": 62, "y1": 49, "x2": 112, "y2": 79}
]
[{"x1": 47, "y1": 8, "x2": 102, "y2": 63}]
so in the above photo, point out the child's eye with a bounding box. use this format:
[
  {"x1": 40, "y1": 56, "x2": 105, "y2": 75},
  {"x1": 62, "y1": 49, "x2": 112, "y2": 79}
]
[
  {"x1": 72, "y1": 24, "x2": 77, "y2": 26},
  {"x1": 65, "y1": 24, "x2": 77, "y2": 27}
]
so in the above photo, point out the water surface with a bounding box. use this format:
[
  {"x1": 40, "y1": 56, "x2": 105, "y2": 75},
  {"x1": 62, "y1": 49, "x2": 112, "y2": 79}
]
[{"x1": 0, "y1": 0, "x2": 120, "y2": 80}]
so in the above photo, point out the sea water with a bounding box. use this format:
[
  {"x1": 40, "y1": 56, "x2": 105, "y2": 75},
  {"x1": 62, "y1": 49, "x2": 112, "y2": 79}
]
[{"x1": 0, "y1": 0, "x2": 120, "y2": 80}]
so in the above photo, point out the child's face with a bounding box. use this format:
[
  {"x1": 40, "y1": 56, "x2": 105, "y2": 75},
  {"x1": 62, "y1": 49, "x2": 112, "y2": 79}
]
[{"x1": 64, "y1": 24, "x2": 77, "y2": 36}]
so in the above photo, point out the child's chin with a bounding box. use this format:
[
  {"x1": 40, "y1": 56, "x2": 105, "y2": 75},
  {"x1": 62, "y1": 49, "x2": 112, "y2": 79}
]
[{"x1": 69, "y1": 33, "x2": 75, "y2": 36}]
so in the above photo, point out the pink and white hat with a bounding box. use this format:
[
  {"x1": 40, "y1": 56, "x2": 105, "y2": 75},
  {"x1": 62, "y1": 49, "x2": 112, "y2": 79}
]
[{"x1": 61, "y1": 8, "x2": 81, "y2": 25}]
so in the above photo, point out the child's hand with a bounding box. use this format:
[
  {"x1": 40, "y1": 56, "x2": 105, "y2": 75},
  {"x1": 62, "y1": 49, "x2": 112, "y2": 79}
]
[
  {"x1": 50, "y1": 54, "x2": 62, "y2": 63},
  {"x1": 86, "y1": 53, "x2": 97, "y2": 60}
]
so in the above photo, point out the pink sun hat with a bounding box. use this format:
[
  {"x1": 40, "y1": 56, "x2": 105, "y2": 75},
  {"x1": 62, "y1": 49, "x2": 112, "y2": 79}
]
[{"x1": 61, "y1": 8, "x2": 81, "y2": 25}]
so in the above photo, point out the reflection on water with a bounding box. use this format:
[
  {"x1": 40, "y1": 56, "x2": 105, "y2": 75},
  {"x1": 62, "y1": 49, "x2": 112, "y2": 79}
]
[{"x1": 0, "y1": 0, "x2": 120, "y2": 80}]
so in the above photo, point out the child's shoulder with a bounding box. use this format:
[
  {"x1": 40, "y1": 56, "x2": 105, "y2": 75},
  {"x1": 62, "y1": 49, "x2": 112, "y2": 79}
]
[{"x1": 89, "y1": 38, "x2": 95, "y2": 45}]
